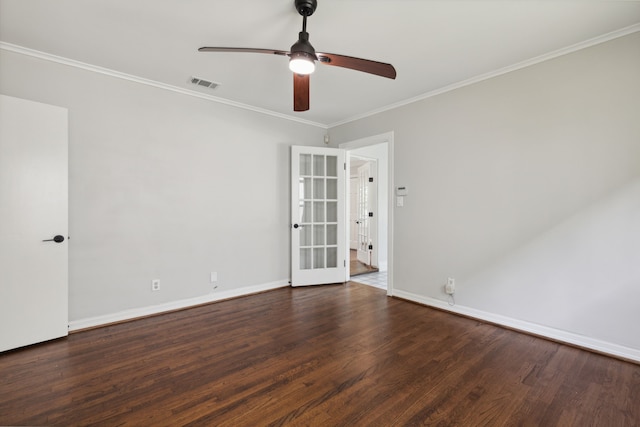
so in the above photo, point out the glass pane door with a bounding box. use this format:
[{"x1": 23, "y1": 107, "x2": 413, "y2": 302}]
[
  {"x1": 356, "y1": 162, "x2": 371, "y2": 265},
  {"x1": 291, "y1": 146, "x2": 345, "y2": 286}
]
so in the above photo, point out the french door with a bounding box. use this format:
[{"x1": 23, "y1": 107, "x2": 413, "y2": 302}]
[{"x1": 291, "y1": 146, "x2": 346, "y2": 286}]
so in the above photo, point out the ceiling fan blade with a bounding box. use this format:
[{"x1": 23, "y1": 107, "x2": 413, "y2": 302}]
[
  {"x1": 317, "y1": 53, "x2": 396, "y2": 79},
  {"x1": 198, "y1": 47, "x2": 290, "y2": 57},
  {"x1": 293, "y1": 73, "x2": 310, "y2": 112}
]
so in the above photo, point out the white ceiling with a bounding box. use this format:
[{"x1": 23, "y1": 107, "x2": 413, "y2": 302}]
[{"x1": 1, "y1": 1, "x2": 639, "y2": 127}]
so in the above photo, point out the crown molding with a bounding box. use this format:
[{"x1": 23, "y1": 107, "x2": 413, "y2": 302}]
[
  {"x1": 3, "y1": 22, "x2": 638, "y2": 130},
  {"x1": 329, "y1": 23, "x2": 640, "y2": 128},
  {"x1": 0, "y1": 42, "x2": 328, "y2": 129}
]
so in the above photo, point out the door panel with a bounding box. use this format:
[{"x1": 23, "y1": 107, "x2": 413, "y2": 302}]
[
  {"x1": 291, "y1": 146, "x2": 346, "y2": 286},
  {"x1": 356, "y1": 161, "x2": 378, "y2": 267},
  {"x1": 349, "y1": 177, "x2": 358, "y2": 250},
  {"x1": 356, "y1": 162, "x2": 371, "y2": 265},
  {"x1": 0, "y1": 95, "x2": 68, "y2": 352}
]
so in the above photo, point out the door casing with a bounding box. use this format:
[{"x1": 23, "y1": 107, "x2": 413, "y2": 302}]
[{"x1": 340, "y1": 132, "x2": 394, "y2": 295}]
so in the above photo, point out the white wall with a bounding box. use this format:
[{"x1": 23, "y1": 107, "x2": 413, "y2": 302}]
[
  {"x1": 330, "y1": 32, "x2": 640, "y2": 358},
  {"x1": 0, "y1": 49, "x2": 326, "y2": 323}
]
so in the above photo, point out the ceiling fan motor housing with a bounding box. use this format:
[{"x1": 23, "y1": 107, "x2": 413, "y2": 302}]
[
  {"x1": 295, "y1": 0, "x2": 317, "y2": 17},
  {"x1": 291, "y1": 31, "x2": 316, "y2": 58}
]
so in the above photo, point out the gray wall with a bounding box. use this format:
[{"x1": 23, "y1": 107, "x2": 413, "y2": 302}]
[
  {"x1": 0, "y1": 49, "x2": 325, "y2": 321},
  {"x1": 330, "y1": 32, "x2": 640, "y2": 353},
  {"x1": 2, "y1": 31, "x2": 639, "y2": 357}
]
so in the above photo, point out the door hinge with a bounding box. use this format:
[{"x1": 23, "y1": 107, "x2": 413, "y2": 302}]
[
  {"x1": 368, "y1": 244, "x2": 373, "y2": 250},
  {"x1": 369, "y1": 177, "x2": 374, "y2": 182},
  {"x1": 344, "y1": 260, "x2": 346, "y2": 267},
  {"x1": 344, "y1": 162, "x2": 347, "y2": 171},
  {"x1": 368, "y1": 212, "x2": 374, "y2": 217}
]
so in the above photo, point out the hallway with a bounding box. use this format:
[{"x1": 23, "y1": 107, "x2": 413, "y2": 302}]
[
  {"x1": 350, "y1": 249, "x2": 386, "y2": 290},
  {"x1": 349, "y1": 249, "x2": 378, "y2": 276}
]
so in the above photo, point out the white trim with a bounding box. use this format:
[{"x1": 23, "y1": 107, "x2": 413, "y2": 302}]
[
  {"x1": 0, "y1": 42, "x2": 327, "y2": 129},
  {"x1": 68, "y1": 280, "x2": 289, "y2": 332},
  {"x1": 329, "y1": 23, "x2": 640, "y2": 128},
  {"x1": 392, "y1": 289, "x2": 640, "y2": 363}
]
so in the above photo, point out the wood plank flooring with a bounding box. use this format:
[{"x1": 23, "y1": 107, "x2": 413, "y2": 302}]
[
  {"x1": 1, "y1": 282, "x2": 639, "y2": 426},
  {"x1": 350, "y1": 249, "x2": 379, "y2": 276}
]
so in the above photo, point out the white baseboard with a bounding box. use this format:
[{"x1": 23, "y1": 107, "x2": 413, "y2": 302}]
[
  {"x1": 69, "y1": 280, "x2": 290, "y2": 332},
  {"x1": 392, "y1": 289, "x2": 640, "y2": 363}
]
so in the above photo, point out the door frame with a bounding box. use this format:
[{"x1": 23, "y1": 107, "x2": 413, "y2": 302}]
[{"x1": 340, "y1": 131, "x2": 394, "y2": 296}]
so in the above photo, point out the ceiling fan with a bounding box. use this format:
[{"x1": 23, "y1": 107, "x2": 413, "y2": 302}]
[{"x1": 198, "y1": 0, "x2": 397, "y2": 112}]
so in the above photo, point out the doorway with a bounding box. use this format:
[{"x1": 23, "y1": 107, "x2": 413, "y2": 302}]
[{"x1": 340, "y1": 132, "x2": 393, "y2": 294}]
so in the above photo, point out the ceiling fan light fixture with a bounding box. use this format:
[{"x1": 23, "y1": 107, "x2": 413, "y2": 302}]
[
  {"x1": 198, "y1": 0, "x2": 396, "y2": 111},
  {"x1": 289, "y1": 53, "x2": 316, "y2": 75}
]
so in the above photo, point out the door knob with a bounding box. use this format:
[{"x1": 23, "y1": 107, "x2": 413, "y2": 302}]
[
  {"x1": 43, "y1": 235, "x2": 65, "y2": 243},
  {"x1": 293, "y1": 224, "x2": 305, "y2": 229}
]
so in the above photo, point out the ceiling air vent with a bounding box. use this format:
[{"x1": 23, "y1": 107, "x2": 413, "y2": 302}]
[{"x1": 189, "y1": 76, "x2": 220, "y2": 90}]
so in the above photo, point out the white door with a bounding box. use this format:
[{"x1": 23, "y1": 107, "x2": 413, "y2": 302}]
[
  {"x1": 0, "y1": 95, "x2": 69, "y2": 352},
  {"x1": 291, "y1": 146, "x2": 346, "y2": 286},
  {"x1": 349, "y1": 177, "x2": 358, "y2": 250},
  {"x1": 356, "y1": 162, "x2": 377, "y2": 265}
]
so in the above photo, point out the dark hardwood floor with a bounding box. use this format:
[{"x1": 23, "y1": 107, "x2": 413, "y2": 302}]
[
  {"x1": 350, "y1": 249, "x2": 378, "y2": 276},
  {"x1": 1, "y1": 282, "x2": 639, "y2": 426}
]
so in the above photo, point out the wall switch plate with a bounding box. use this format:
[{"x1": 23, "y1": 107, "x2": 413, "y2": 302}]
[
  {"x1": 210, "y1": 272, "x2": 218, "y2": 283},
  {"x1": 151, "y1": 279, "x2": 160, "y2": 291}
]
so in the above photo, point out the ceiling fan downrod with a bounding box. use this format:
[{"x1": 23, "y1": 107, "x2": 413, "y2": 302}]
[{"x1": 290, "y1": 0, "x2": 318, "y2": 71}]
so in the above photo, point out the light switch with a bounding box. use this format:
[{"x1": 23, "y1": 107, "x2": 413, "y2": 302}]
[{"x1": 396, "y1": 196, "x2": 404, "y2": 207}]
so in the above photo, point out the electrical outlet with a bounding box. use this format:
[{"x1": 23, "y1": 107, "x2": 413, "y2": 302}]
[
  {"x1": 210, "y1": 272, "x2": 218, "y2": 283},
  {"x1": 445, "y1": 278, "x2": 455, "y2": 295},
  {"x1": 151, "y1": 279, "x2": 160, "y2": 291}
]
